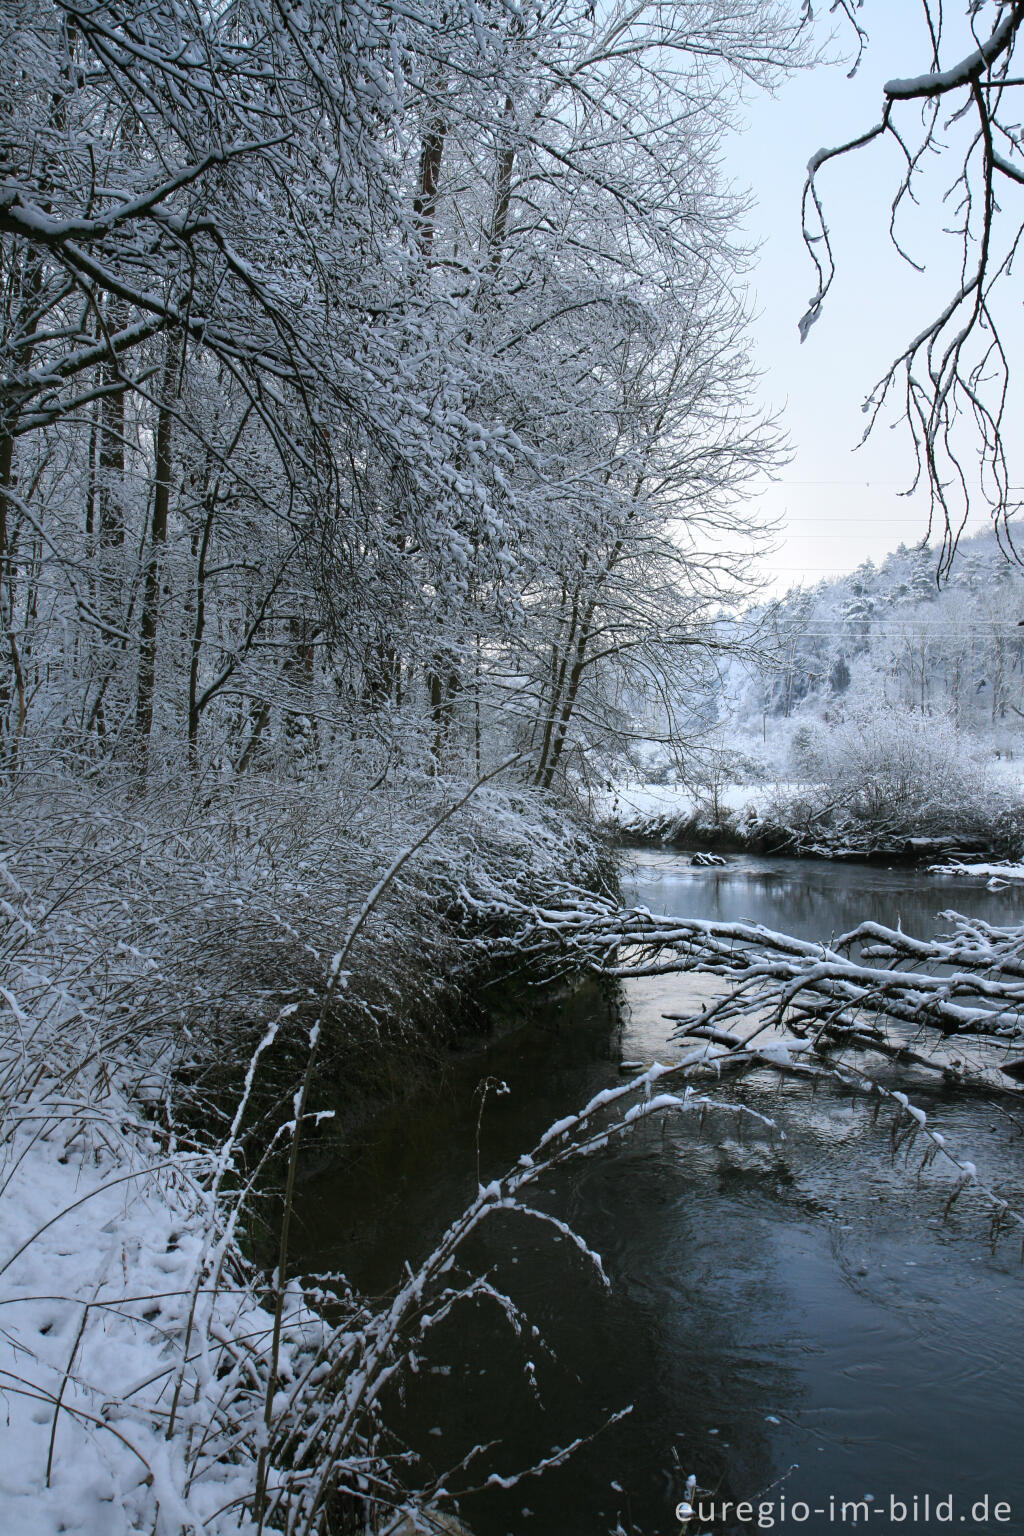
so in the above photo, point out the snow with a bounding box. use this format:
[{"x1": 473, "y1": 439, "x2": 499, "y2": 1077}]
[
  {"x1": 884, "y1": 8, "x2": 1021, "y2": 101},
  {"x1": 756, "y1": 1040, "x2": 798, "y2": 1067},
  {"x1": 930, "y1": 861, "x2": 1024, "y2": 882},
  {"x1": 535, "y1": 1115, "x2": 579, "y2": 1149},
  {"x1": 596, "y1": 782, "x2": 783, "y2": 832},
  {"x1": 624, "y1": 1092, "x2": 686, "y2": 1122},
  {"x1": 892, "y1": 1091, "x2": 927, "y2": 1126},
  {"x1": 0, "y1": 1090, "x2": 273, "y2": 1534}
]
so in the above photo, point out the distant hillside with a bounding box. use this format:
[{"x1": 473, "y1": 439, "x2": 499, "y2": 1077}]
[
  {"x1": 612, "y1": 529, "x2": 1024, "y2": 853},
  {"x1": 739, "y1": 529, "x2": 1024, "y2": 750}
]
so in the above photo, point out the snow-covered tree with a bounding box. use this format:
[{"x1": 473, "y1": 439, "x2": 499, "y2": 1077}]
[{"x1": 0, "y1": 0, "x2": 804, "y2": 785}]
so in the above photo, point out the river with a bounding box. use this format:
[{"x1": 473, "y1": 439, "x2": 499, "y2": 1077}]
[{"x1": 293, "y1": 853, "x2": 1024, "y2": 1535}]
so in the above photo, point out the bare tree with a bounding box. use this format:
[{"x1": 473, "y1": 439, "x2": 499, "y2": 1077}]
[{"x1": 801, "y1": 2, "x2": 1024, "y2": 574}]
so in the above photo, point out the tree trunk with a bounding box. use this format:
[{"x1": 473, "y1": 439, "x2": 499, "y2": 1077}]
[
  {"x1": 97, "y1": 299, "x2": 127, "y2": 634},
  {"x1": 0, "y1": 251, "x2": 45, "y2": 760},
  {"x1": 235, "y1": 700, "x2": 271, "y2": 774},
  {"x1": 414, "y1": 122, "x2": 446, "y2": 262},
  {"x1": 487, "y1": 97, "x2": 517, "y2": 270},
  {"x1": 533, "y1": 603, "x2": 579, "y2": 787},
  {"x1": 188, "y1": 494, "x2": 215, "y2": 772},
  {"x1": 134, "y1": 335, "x2": 179, "y2": 772}
]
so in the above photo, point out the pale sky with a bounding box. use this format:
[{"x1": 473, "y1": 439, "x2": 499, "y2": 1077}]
[{"x1": 725, "y1": 4, "x2": 1024, "y2": 594}]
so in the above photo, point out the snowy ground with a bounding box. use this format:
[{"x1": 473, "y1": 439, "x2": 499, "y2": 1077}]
[
  {"x1": 0, "y1": 1039, "x2": 356, "y2": 1536},
  {"x1": 985, "y1": 759, "x2": 1024, "y2": 795},
  {"x1": 0, "y1": 1088, "x2": 272, "y2": 1535}
]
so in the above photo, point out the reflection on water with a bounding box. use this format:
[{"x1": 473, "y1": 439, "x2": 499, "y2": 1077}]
[
  {"x1": 623, "y1": 848, "x2": 1024, "y2": 943},
  {"x1": 293, "y1": 855, "x2": 1024, "y2": 1535}
]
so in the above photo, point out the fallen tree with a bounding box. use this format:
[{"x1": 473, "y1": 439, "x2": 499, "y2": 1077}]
[{"x1": 463, "y1": 886, "x2": 1024, "y2": 1090}]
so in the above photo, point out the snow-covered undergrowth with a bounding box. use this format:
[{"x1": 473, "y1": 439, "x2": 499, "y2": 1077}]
[
  {"x1": 0, "y1": 1070, "x2": 288, "y2": 1534},
  {"x1": 772, "y1": 707, "x2": 1012, "y2": 848},
  {"x1": 0, "y1": 764, "x2": 612, "y2": 1535},
  {"x1": 596, "y1": 781, "x2": 782, "y2": 847},
  {"x1": 602, "y1": 755, "x2": 1023, "y2": 858}
]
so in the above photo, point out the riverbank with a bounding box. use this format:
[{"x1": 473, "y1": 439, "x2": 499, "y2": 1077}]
[
  {"x1": 600, "y1": 781, "x2": 1024, "y2": 864},
  {"x1": 0, "y1": 766, "x2": 609, "y2": 1536},
  {"x1": 10, "y1": 760, "x2": 1024, "y2": 1536}
]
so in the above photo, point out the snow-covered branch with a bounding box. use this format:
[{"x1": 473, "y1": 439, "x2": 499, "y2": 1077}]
[{"x1": 801, "y1": 2, "x2": 1024, "y2": 569}]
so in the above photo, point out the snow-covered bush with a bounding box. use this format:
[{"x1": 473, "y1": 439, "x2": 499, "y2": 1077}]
[
  {"x1": 780, "y1": 704, "x2": 1001, "y2": 841},
  {"x1": 787, "y1": 720, "x2": 827, "y2": 782}
]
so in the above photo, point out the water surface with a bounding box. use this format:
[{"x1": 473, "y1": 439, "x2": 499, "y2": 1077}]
[{"x1": 294, "y1": 855, "x2": 1024, "y2": 1535}]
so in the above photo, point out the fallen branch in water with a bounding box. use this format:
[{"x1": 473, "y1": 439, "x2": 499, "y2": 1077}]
[{"x1": 463, "y1": 889, "x2": 1024, "y2": 1060}]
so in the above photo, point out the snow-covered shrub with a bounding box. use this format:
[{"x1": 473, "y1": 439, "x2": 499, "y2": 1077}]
[
  {"x1": 781, "y1": 705, "x2": 1001, "y2": 840},
  {"x1": 787, "y1": 720, "x2": 827, "y2": 782}
]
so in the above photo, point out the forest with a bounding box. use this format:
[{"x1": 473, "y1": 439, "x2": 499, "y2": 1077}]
[
  {"x1": 5, "y1": 2, "x2": 1024, "y2": 1534},
  {"x1": 610, "y1": 529, "x2": 1024, "y2": 853}
]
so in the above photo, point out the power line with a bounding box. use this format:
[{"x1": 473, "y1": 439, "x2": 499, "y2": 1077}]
[
  {"x1": 787, "y1": 623, "x2": 1024, "y2": 631},
  {"x1": 773, "y1": 479, "x2": 910, "y2": 487}
]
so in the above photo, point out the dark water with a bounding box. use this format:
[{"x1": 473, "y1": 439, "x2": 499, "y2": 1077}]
[{"x1": 293, "y1": 855, "x2": 1024, "y2": 1536}]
